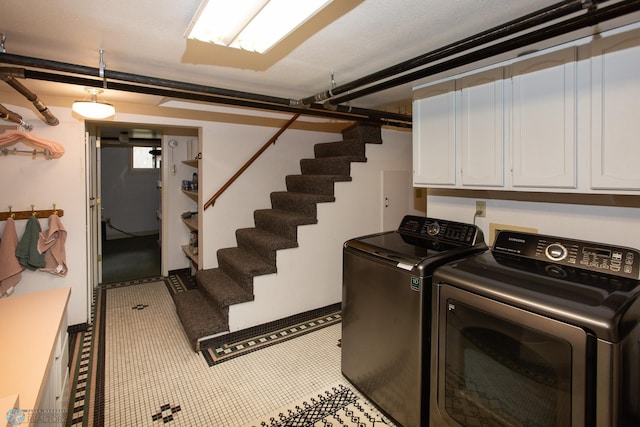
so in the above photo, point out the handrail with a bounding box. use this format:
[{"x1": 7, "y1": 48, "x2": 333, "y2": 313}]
[{"x1": 204, "y1": 113, "x2": 301, "y2": 210}]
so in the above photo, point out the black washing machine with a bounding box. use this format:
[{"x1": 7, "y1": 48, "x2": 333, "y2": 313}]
[
  {"x1": 342, "y1": 215, "x2": 487, "y2": 427},
  {"x1": 430, "y1": 230, "x2": 640, "y2": 426}
]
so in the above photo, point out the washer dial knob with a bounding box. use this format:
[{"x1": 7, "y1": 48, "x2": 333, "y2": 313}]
[
  {"x1": 545, "y1": 243, "x2": 568, "y2": 261},
  {"x1": 426, "y1": 222, "x2": 441, "y2": 236}
]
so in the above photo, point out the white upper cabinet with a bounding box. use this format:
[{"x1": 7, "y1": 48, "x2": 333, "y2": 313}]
[
  {"x1": 413, "y1": 49, "x2": 577, "y2": 191},
  {"x1": 413, "y1": 80, "x2": 456, "y2": 185},
  {"x1": 412, "y1": 24, "x2": 640, "y2": 195},
  {"x1": 591, "y1": 28, "x2": 640, "y2": 190},
  {"x1": 459, "y1": 68, "x2": 505, "y2": 187},
  {"x1": 510, "y1": 47, "x2": 577, "y2": 188}
]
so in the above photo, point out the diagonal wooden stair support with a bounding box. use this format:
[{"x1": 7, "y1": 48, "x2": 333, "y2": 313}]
[{"x1": 173, "y1": 122, "x2": 383, "y2": 351}]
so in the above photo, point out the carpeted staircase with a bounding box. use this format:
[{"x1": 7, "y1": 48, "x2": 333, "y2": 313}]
[{"x1": 173, "y1": 122, "x2": 382, "y2": 351}]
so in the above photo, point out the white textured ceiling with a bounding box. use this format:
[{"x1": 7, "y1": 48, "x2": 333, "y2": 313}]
[{"x1": 0, "y1": 0, "x2": 638, "y2": 118}]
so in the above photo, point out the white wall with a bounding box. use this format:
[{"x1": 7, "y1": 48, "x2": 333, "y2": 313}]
[
  {"x1": 229, "y1": 128, "x2": 416, "y2": 331},
  {"x1": 199, "y1": 123, "x2": 338, "y2": 269},
  {"x1": 0, "y1": 104, "x2": 88, "y2": 326},
  {"x1": 0, "y1": 96, "x2": 416, "y2": 330},
  {"x1": 427, "y1": 195, "x2": 640, "y2": 250}
]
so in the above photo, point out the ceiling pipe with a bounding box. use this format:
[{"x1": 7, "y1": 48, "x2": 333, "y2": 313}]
[
  {"x1": 300, "y1": 0, "x2": 598, "y2": 107},
  {"x1": 0, "y1": 66, "x2": 60, "y2": 125},
  {"x1": 14, "y1": 68, "x2": 412, "y2": 127},
  {"x1": 0, "y1": 53, "x2": 411, "y2": 128},
  {"x1": 0, "y1": 102, "x2": 33, "y2": 130},
  {"x1": 1, "y1": 0, "x2": 635, "y2": 127},
  {"x1": 327, "y1": 0, "x2": 640, "y2": 106}
]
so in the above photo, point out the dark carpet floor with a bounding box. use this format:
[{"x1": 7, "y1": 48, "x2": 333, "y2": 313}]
[{"x1": 101, "y1": 234, "x2": 161, "y2": 284}]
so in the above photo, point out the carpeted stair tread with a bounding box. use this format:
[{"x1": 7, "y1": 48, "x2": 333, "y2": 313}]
[
  {"x1": 270, "y1": 191, "x2": 335, "y2": 217},
  {"x1": 300, "y1": 157, "x2": 359, "y2": 176},
  {"x1": 174, "y1": 289, "x2": 228, "y2": 350},
  {"x1": 217, "y1": 247, "x2": 277, "y2": 287},
  {"x1": 196, "y1": 268, "x2": 254, "y2": 308},
  {"x1": 314, "y1": 139, "x2": 366, "y2": 158},
  {"x1": 285, "y1": 174, "x2": 352, "y2": 195},
  {"x1": 342, "y1": 121, "x2": 383, "y2": 144},
  {"x1": 254, "y1": 208, "x2": 318, "y2": 241},
  {"x1": 173, "y1": 122, "x2": 383, "y2": 350},
  {"x1": 236, "y1": 228, "x2": 298, "y2": 264}
]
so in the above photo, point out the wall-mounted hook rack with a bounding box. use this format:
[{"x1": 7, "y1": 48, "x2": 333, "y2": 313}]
[{"x1": 0, "y1": 204, "x2": 64, "y2": 221}]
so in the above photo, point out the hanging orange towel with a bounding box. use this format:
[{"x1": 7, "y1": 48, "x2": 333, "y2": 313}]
[
  {"x1": 0, "y1": 218, "x2": 25, "y2": 296},
  {"x1": 37, "y1": 214, "x2": 68, "y2": 276}
]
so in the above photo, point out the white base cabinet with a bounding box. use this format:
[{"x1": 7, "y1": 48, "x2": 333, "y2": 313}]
[{"x1": 0, "y1": 287, "x2": 71, "y2": 427}]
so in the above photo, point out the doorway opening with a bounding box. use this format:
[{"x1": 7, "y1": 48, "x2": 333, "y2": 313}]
[{"x1": 97, "y1": 126, "x2": 163, "y2": 284}]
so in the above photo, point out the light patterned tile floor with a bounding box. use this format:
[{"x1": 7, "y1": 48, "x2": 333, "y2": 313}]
[{"x1": 103, "y1": 281, "x2": 346, "y2": 426}]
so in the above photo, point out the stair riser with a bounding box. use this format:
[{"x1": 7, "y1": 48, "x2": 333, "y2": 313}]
[
  {"x1": 342, "y1": 122, "x2": 383, "y2": 144},
  {"x1": 314, "y1": 140, "x2": 366, "y2": 158},
  {"x1": 270, "y1": 196, "x2": 317, "y2": 218},
  {"x1": 216, "y1": 257, "x2": 256, "y2": 293},
  {"x1": 236, "y1": 235, "x2": 277, "y2": 264},
  {"x1": 196, "y1": 268, "x2": 255, "y2": 310},
  {"x1": 254, "y1": 214, "x2": 299, "y2": 242},
  {"x1": 285, "y1": 176, "x2": 340, "y2": 196},
  {"x1": 300, "y1": 158, "x2": 351, "y2": 175}
]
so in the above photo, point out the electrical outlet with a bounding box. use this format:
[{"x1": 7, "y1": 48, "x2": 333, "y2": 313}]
[{"x1": 475, "y1": 201, "x2": 486, "y2": 217}]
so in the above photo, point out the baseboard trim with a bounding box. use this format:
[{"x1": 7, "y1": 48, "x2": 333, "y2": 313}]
[
  {"x1": 199, "y1": 302, "x2": 341, "y2": 350},
  {"x1": 68, "y1": 322, "x2": 89, "y2": 334}
]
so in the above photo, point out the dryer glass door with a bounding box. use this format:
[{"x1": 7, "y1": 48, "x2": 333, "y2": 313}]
[{"x1": 433, "y1": 285, "x2": 588, "y2": 427}]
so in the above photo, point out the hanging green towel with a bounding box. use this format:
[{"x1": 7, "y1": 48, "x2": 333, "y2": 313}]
[{"x1": 16, "y1": 216, "x2": 46, "y2": 271}]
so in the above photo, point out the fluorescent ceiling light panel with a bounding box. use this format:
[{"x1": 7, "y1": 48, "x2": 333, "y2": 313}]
[{"x1": 185, "y1": 0, "x2": 333, "y2": 53}]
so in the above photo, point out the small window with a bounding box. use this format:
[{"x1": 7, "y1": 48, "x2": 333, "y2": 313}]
[{"x1": 132, "y1": 146, "x2": 161, "y2": 170}]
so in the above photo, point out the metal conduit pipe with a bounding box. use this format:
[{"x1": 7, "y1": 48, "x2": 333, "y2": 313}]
[
  {"x1": 328, "y1": 0, "x2": 640, "y2": 106},
  {"x1": 0, "y1": 102, "x2": 32, "y2": 129},
  {"x1": 0, "y1": 53, "x2": 412, "y2": 127},
  {"x1": 19, "y1": 69, "x2": 412, "y2": 128},
  {"x1": 0, "y1": 53, "x2": 296, "y2": 108},
  {"x1": 300, "y1": 0, "x2": 600, "y2": 106},
  {"x1": 0, "y1": 66, "x2": 60, "y2": 126}
]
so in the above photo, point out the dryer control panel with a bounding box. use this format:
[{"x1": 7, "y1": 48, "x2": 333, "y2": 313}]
[
  {"x1": 398, "y1": 215, "x2": 482, "y2": 245},
  {"x1": 493, "y1": 231, "x2": 640, "y2": 280}
]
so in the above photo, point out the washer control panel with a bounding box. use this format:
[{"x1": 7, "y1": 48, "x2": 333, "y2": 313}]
[
  {"x1": 493, "y1": 230, "x2": 640, "y2": 280},
  {"x1": 398, "y1": 215, "x2": 483, "y2": 246}
]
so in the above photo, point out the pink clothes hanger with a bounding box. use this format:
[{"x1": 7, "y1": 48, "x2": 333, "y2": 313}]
[{"x1": 0, "y1": 129, "x2": 65, "y2": 158}]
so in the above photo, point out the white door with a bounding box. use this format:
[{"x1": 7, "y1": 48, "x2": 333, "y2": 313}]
[
  {"x1": 511, "y1": 47, "x2": 577, "y2": 188},
  {"x1": 87, "y1": 134, "x2": 102, "y2": 288},
  {"x1": 382, "y1": 170, "x2": 411, "y2": 231},
  {"x1": 412, "y1": 80, "x2": 457, "y2": 186},
  {"x1": 591, "y1": 28, "x2": 640, "y2": 190}
]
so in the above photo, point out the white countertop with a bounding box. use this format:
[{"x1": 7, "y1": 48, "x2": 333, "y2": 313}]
[{"x1": 0, "y1": 287, "x2": 71, "y2": 414}]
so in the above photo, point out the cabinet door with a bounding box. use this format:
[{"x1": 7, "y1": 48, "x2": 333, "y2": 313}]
[
  {"x1": 459, "y1": 68, "x2": 505, "y2": 187},
  {"x1": 591, "y1": 29, "x2": 640, "y2": 190},
  {"x1": 413, "y1": 80, "x2": 456, "y2": 186},
  {"x1": 511, "y1": 48, "x2": 577, "y2": 188}
]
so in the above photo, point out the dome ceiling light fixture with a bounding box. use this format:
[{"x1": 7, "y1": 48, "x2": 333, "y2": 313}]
[{"x1": 72, "y1": 88, "x2": 115, "y2": 119}]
